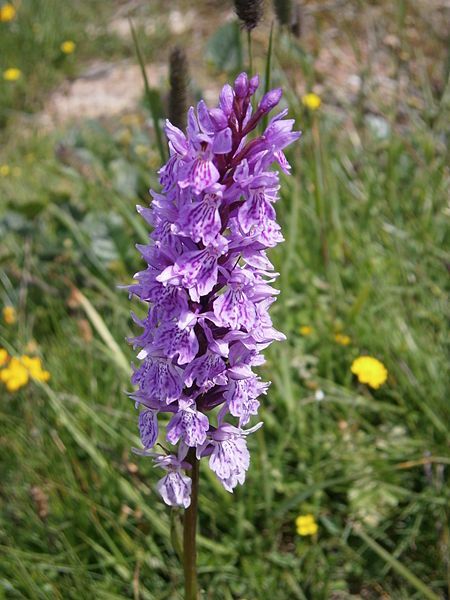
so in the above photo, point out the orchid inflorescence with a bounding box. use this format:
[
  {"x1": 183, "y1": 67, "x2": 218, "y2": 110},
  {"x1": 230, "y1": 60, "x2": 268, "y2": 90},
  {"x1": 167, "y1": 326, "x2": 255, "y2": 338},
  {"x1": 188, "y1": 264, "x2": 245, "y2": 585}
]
[{"x1": 127, "y1": 72, "x2": 300, "y2": 508}]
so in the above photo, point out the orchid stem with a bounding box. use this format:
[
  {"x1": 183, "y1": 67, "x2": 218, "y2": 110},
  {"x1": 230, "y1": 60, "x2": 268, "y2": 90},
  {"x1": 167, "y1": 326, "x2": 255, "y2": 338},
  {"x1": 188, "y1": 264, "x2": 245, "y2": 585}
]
[{"x1": 183, "y1": 448, "x2": 199, "y2": 600}]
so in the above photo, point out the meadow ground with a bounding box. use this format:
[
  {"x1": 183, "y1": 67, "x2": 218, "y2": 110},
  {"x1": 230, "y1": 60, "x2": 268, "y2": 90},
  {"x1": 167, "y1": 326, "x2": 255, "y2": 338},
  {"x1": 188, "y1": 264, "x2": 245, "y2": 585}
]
[{"x1": 0, "y1": 1, "x2": 449, "y2": 599}]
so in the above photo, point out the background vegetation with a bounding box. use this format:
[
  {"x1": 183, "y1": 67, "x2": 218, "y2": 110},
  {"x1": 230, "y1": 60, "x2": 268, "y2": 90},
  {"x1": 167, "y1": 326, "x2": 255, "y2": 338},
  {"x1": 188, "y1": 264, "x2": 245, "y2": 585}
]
[{"x1": 1, "y1": 1, "x2": 449, "y2": 598}]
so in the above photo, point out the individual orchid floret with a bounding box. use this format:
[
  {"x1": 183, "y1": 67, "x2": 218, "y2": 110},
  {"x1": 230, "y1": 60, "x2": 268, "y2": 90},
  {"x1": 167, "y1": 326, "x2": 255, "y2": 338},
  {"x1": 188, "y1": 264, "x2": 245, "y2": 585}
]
[
  {"x1": 197, "y1": 422, "x2": 263, "y2": 492},
  {"x1": 127, "y1": 72, "x2": 300, "y2": 507},
  {"x1": 166, "y1": 399, "x2": 210, "y2": 446},
  {"x1": 175, "y1": 183, "x2": 225, "y2": 245},
  {"x1": 154, "y1": 453, "x2": 192, "y2": 509}
]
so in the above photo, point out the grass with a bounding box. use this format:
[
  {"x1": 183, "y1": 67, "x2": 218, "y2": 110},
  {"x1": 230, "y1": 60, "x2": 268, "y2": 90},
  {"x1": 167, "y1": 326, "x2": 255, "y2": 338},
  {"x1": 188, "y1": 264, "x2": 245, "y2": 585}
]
[{"x1": 1, "y1": 1, "x2": 449, "y2": 598}]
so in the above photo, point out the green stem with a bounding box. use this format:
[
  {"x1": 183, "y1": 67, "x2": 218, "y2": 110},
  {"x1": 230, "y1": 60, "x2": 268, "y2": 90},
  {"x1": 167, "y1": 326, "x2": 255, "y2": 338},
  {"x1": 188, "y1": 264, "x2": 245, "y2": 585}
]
[
  {"x1": 261, "y1": 22, "x2": 274, "y2": 132},
  {"x1": 183, "y1": 449, "x2": 199, "y2": 600},
  {"x1": 247, "y1": 29, "x2": 253, "y2": 74},
  {"x1": 129, "y1": 18, "x2": 166, "y2": 164}
]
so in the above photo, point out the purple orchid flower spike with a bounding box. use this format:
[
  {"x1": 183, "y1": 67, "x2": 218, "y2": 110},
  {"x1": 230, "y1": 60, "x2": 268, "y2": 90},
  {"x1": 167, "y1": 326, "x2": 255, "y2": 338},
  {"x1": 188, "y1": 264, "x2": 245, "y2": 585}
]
[{"x1": 128, "y1": 72, "x2": 300, "y2": 509}]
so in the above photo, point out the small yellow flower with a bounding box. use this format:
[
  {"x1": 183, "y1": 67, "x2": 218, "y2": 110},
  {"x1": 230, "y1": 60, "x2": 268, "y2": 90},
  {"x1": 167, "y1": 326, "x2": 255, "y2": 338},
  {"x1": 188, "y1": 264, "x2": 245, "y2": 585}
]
[
  {"x1": 60, "y1": 40, "x2": 76, "y2": 54},
  {"x1": 0, "y1": 3, "x2": 16, "y2": 22},
  {"x1": 0, "y1": 164, "x2": 11, "y2": 177},
  {"x1": 302, "y1": 93, "x2": 321, "y2": 111},
  {"x1": 299, "y1": 325, "x2": 313, "y2": 336},
  {"x1": 296, "y1": 514, "x2": 318, "y2": 536},
  {"x1": 335, "y1": 333, "x2": 351, "y2": 346},
  {"x1": 3, "y1": 67, "x2": 21, "y2": 81},
  {"x1": 0, "y1": 357, "x2": 29, "y2": 392},
  {"x1": 0, "y1": 348, "x2": 9, "y2": 366},
  {"x1": 3, "y1": 305, "x2": 16, "y2": 325},
  {"x1": 351, "y1": 356, "x2": 388, "y2": 389},
  {"x1": 12, "y1": 166, "x2": 21, "y2": 177},
  {"x1": 20, "y1": 355, "x2": 51, "y2": 382},
  {"x1": 0, "y1": 353, "x2": 50, "y2": 391}
]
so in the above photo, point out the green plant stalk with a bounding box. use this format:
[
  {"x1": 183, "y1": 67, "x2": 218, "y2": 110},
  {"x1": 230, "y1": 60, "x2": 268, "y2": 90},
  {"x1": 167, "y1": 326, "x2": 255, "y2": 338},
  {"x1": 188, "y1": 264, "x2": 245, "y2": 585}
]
[
  {"x1": 129, "y1": 19, "x2": 166, "y2": 164},
  {"x1": 236, "y1": 23, "x2": 243, "y2": 72},
  {"x1": 247, "y1": 29, "x2": 253, "y2": 74},
  {"x1": 256, "y1": 426, "x2": 272, "y2": 517},
  {"x1": 261, "y1": 22, "x2": 274, "y2": 131},
  {"x1": 311, "y1": 118, "x2": 328, "y2": 268},
  {"x1": 184, "y1": 449, "x2": 199, "y2": 600}
]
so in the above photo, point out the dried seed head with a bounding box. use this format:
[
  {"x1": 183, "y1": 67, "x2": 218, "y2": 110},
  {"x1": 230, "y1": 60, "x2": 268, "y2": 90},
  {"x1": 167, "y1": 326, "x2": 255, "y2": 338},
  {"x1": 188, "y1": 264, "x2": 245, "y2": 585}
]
[
  {"x1": 234, "y1": 0, "x2": 263, "y2": 31},
  {"x1": 168, "y1": 47, "x2": 189, "y2": 130},
  {"x1": 291, "y1": 2, "x2": 302, "y2": 38},
  {"x1": 273, "y1": 0, "x2": 292, "y2": 26}
]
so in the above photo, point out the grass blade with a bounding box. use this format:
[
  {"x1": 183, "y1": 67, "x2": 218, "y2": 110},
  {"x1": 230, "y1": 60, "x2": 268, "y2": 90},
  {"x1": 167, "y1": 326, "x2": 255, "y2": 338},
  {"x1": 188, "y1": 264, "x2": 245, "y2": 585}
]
[
  {"x1": 353, "y1": 524, "x2": 441, "y2": 600},
  {"x1": 72, "y1": 287, "x2": 131, "y2": 376}
]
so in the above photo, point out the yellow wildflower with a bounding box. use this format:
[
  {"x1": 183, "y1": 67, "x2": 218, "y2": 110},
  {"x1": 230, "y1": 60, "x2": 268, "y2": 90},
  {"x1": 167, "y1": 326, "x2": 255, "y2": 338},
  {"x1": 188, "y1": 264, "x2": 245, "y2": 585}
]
[
  {"x1": 351, "y1": 356, "x2": 388, "y2": 389},
  {"x1": 0, "y1": 353, "x2": 50, "y2": 392},
  {"x1": 12, "y1": 166, "x2": 21, "y2": 177},
  {"x1": 3, "y1": 67, "x2": 21, "y2": 81},
  {"x1": 0, "y1": 357, "x2": 29, "y2": 392},
  {"x1": 0, "y1": 348, "x2": 9, "y2": 366},
  {"x1": 0, "y1": 3, "x2": 16, "y2": 22},
  {"x1": 60, "y1": 40, "x2": 76, "y2": 54},
  {"x1": 0, "y1": 164, "x2": 11, "y2": 177},
  {"x1": 302, "y1": 93, "x2": 321, "y2": 111},
  {"x1": 299, "y1": 325, "x2": 313, "y2": 336},
  {"x1": 20, "y1": 355, "x2": 51, "y2": 382},
  {"x1": 296, "y1": 514, "x2": 318, "y2": 536},
  {"x1": 3, "y1": 305, "x2": 16, "y2": 325},
  {"x1": 335, "y1": 333, "x2": 351, "y2": 346}
]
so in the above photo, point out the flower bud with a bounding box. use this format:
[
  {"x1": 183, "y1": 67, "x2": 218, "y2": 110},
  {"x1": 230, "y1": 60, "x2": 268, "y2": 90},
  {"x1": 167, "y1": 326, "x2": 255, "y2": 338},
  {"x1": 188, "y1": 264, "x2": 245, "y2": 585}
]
[
  {"x1": 234, "y1": 72, "x2": 249, "y2": 99},
  {"x1": 219, "y1": 84, "x2": 234, "y2": 116},
  {"x1": 209, "y1": 108, "x2": 229, "y2": 130},
  {"x1": 258, "y1": 88, "x2": 283, "y2": 113},
  {"x1": 249, "y1": 74, "x2": 260, "y2": 95}
]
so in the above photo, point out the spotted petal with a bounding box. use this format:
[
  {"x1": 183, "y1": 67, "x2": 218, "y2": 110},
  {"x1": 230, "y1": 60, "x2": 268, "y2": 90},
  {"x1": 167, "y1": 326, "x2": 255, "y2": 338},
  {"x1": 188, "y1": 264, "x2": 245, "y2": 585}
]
[{"x1": 138, "y1": 409, "x2": 159, "y2": 448}]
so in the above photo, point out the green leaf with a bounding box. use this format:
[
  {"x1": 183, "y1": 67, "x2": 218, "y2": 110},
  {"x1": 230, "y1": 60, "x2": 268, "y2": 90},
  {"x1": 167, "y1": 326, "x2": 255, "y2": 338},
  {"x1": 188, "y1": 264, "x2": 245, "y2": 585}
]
[
  {"x1": 206, "y1": 22, "x2": 242, "y2": 73},
  {"x1": 108, "y1": 158, "x2": 139, "y2": 199}
]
